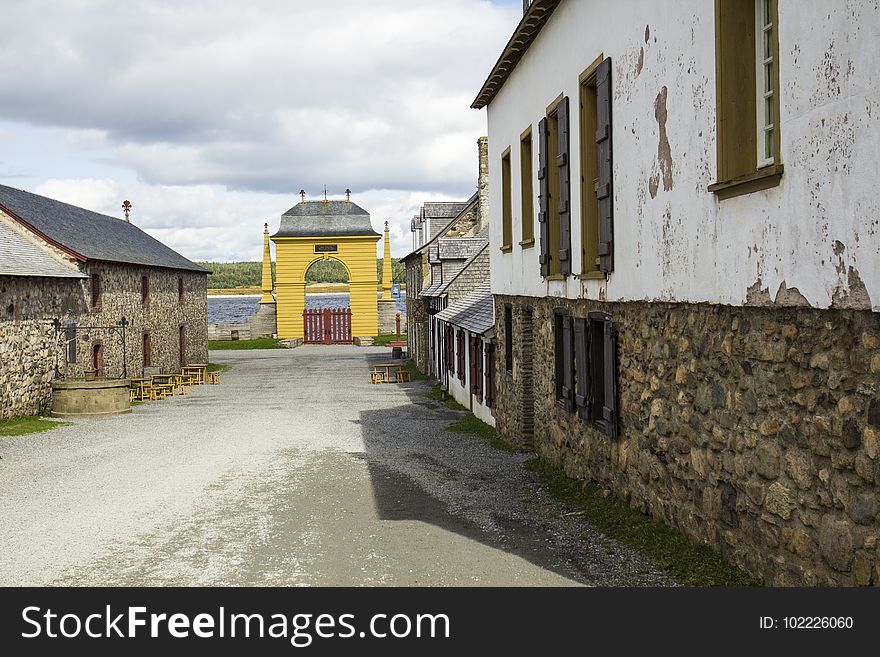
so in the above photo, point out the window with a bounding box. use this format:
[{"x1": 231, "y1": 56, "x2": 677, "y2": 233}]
[
  {"x1": 64, "y1": 321, "x2": 77, "y2": 364},
  {"x1": 90, "y1": 273, "x2": 101, "y2": 309},
  {"x1": 579, "y1": 56, "x2": 614, "y2": 275},
  {"x1": 553, "y1": 308, "x2": 573, "y2": 410},
  {"x1": 141, "y1": 275, "x2": 149, "y2": 306},
  {"x1": 573, "y1": 312, "x2": 618, "y2": 439},
  {"x1": 504, "y1": 304, "x2": 513, "y2": 373},
  {"x1": 520, "y1": 128, "x2": 534, "y2": 246},
  {"x1": 538, "y1": 95, "x2": 571, "y2": 277},
  {"x1": 445, "y1": 324, "x2": 455, "y2": 373},
  {"x1": 178, "y1": 277, "x2": 184, "y2": 303},
  {"x1": 143, "y1": 333, "x2": 152, "y2": 367},
  {"x1": 756, "y1": 0, "x2": 775, "y2": 167},
  {"x1": 501, "y1": 147, "x2": 512, "y2": 251},
  {"x1": 710, "y1": 0, "x2": 782, "y2": 199}
]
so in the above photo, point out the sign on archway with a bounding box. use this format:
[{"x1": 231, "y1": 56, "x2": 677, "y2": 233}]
[{"x1": 270, "y1": 199, "x2": 381, "y2": 341}]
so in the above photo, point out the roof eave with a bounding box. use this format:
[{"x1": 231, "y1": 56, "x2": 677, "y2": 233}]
[
  {"x1": 471, "y1": 0, "x2": 563, "y2": 109},
  {"x1": 0, "y1": 201, "x2": 87, "y2": 263}
]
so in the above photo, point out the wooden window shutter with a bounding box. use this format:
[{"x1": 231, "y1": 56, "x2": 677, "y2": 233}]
[
  {"x1": 475, "y1": 339, "x2": 484, "y2": 402},
  {"x1": 537, "y1": 117, "x2": 550, "y2": 277},
  {"x1": 556, "y1": 96, "x2": 572, "y2": 275},
  {"x1": 574, "y1": 317, "x2": 589, "y2": 419},
  {"x1": 602, "y1": 318, "x2": 618, "y2": 438},
  {"x1": 562, "y1": 315, "x2": 574, "y2": 411},
  {"x1": 596, "y1": 57, "x2": 614, "y2": 273},
  {"x1": 458, "y1": 330, "x2": 465, "y2": 382},
  {"x1": 486, "y1": 342, "x2": 496, "y2": 409},
  {"x1": 469, "y1": 335, "x2": 477, "y2": 394}
]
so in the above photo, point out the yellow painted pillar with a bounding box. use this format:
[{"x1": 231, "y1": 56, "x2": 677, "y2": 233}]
[
  {"x1": 379, "y1": 220, "x2": 394, "y2": 302},
  {"x1": 276, "y1": 282, "x2": 306, "y2": 339},
  {"x1": 259, "y1": 223, "x2": 275, "y2": 305}
]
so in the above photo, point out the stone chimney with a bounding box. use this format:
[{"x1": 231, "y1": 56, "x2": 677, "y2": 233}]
[{"x1": 477, "y1": 136, "x2": 489, "y2": 230}]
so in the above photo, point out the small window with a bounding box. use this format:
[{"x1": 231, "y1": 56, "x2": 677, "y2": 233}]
[
  {"x1": 553, "y1": 308, "x2": 572, "y2": 409},
  {"x1": 90, "y1": 273, "x2": 101, "y2": 309},
  {"x1": 501, "y1": 147, "x2": 512, "y2": 251},
  {"x1": 755, "y1": 0, "x2": 776, "y2": 167},
  {"x1": 143, "y1": 333, "x2": 152, "y2": 367},
  {"x1": 573, "y1": 312, "x2": 619, "y2": 439},
  {"x1": 178, "y1": 277, "x2": 184, "y2": 303},
  {"x1": 141, "y1": 275, "x2": 150, "y2": 306},
  {"x1": 64, "y1": 321, "x2": 77, "y2": 363},
  {"x1": 179, "y1": 325, "x2": 186, "y2": 367},
  {"x1": 520, "y1": 128, "x2": 534, "y2": 246},
  {"x1": 504, "y1": 304, "x2": 513, "y2": 373}
]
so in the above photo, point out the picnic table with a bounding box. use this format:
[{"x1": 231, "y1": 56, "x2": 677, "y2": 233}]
[
  {"x1": 184, "y1": 364, "x2": 208, "y2": 384},
  {"x1": 371, "y1": 362, "x2": 403, "y2": 384}
]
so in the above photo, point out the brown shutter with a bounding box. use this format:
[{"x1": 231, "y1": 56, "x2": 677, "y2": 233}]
[
  {"x1": 469, "y1": 335, "x2": 477, "y2": 394},
  {"x1": 537, "y1": 117, "x2": 550, "y2": 277},
  {"x1": 602, "y1": 318, "x2": 618, "y2": 438},
  {"x1": 476, "y1": 339, "x2": 484, "y2": 402},
  {"x1": 574, "y1": 317, "x2": 589, "y2": 419},
  {"x1": 596, "y1": 57, "x2": 614, "y2": 273},
  {"x1": 458, "y1": 330, "x2": 465, "y2": 382},
  {"x1": 556, "y1": 96, "x2": 571, "y2": 275},
  {"x1": 562, "y1": 315, "x2": 574, "y2": 411}
]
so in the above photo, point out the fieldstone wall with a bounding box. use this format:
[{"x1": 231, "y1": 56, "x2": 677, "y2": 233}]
[
  {"x1": 495, "y1": 293, "x2": 880, "y2": 586},
  {"x1": 0, "y1": 275, "x2": 85, "y2": 418},
  {"x1": 79, "y1": 262, "x2": 208, "y2": 379}
]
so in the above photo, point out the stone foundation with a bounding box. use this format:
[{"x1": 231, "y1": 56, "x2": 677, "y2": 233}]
[
  {"x1": 494, "y1": 294, "x2": 880, "y2": 586},
  {"x1": 378, "y1": 301, "x2": 406, "y2": 335}
]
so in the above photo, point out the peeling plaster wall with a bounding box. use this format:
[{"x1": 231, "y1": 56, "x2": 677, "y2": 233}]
[{"x1": 487, "y1": 0, "x2": 880, "y2": 311}]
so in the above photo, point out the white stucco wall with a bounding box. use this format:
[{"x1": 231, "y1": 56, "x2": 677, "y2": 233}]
[
  {"x1": 445, "y1": 327, "x2": 496, "y2": 427},
  {"x1": 486, "y1": 0, "x2": 880, "y2": 311}
]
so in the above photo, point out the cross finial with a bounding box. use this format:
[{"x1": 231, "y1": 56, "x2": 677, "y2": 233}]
[
  {"x1": 345, "y1": 188, "x2": 352, "y2": 202},
  {"x1": 299, "y1": 189, "x2": 306, "y2": 202},
  {"x1": 122, "y1": 199, "x2": 132, "y2": 222},
  {"x1": 322, "y1": 185, "x2": 328, "y2": 204}
]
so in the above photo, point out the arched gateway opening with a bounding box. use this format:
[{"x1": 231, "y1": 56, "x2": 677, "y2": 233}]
[{"x1": 270, "y1": 199, "x2": 380, "y2": 342}]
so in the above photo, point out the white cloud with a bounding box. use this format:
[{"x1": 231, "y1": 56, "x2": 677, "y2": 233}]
[
  {"x1": 0, "y1": 0, "x2": 515, "y2": 195},
  {"x1": 2, "y1": 1, "x2": 516, "y2": 260}
]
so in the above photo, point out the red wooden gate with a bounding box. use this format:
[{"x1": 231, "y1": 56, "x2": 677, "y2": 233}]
[{"x1": 303, "y1": 307, "x2": 352, "y2": 344}]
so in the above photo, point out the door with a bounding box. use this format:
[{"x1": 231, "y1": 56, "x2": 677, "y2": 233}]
[{"x1": 179, "y1": 325, "x2": 186, "y2": 367}]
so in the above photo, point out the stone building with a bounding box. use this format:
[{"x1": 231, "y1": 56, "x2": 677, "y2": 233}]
[
  {"x1": 475, "y1": 0, "x2": 880, "y2": 585},
  {"x1": 402, "y1": 137, "x2": 491, "y2": 374},
  {"x1": 0, "y1": 184, "x2": 208, "y2": 418}
]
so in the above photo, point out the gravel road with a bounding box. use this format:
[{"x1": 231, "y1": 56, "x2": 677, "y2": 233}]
[{"x1": 0, "y1": 346, "x2": 673, "y2": 586}]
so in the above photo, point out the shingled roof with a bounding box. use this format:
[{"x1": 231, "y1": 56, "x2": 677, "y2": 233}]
[
  {"x1": 435, "y1": 281, "x2": 494, "y2": 335},
  {"x1": 0, "y1": 184, "x2": 207, "y2": 273},
  {"x1": 273, "y1": 200, "x2": 380, "y2": 238},
  {"x1": 0, "y1": 220, "x2": 86, "y2": 278}
]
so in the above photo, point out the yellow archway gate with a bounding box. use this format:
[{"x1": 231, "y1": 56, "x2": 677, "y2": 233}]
[{"x1": 271, "y1": 199, "x2": 381, "y2": 340}]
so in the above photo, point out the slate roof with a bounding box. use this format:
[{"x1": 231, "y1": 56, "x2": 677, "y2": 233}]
[
  {"x1": 0, "y1": 184, "x2": 208, "y2": 273},
  {"x1": 401, "y1": 193, "x2": 478, "y2": 261},
  {"x1": 0, "y1": 221, "x2": 86, "y2": 278},
  {"x1": 433, "y1": 242, "x2": 488, "y2": 296},
  {"x1": 273, "y1": 200, "x2": 380, "y2": 238},
  {"x1": 422, "y1": 201, "x2": 470, "y2": 220},
  {"x1": 435, "y1": 281, "x2": 495, "y2": 335},
  {"x1": 437, "y1": 236, "x2": 487, "y2": 260}
]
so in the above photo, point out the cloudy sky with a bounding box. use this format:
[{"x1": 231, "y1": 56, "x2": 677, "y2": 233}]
[{"x1": 0, "y1": 0, "x2": 521, "y2": 260}]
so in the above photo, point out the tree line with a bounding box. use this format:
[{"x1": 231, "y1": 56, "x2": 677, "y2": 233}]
[{"x1": 197, "y1": 259, "x2": 405, "y2": 288}]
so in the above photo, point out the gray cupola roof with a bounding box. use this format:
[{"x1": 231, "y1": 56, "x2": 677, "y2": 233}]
[{"x1": 272, "y1": 200, "x2": 380, "y2": 238}]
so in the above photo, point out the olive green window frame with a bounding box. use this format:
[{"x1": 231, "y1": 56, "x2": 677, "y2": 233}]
[
  {"x1": 519, "y1": 126, "x2": 535, "y2": 248},
  {"x1": 501, "y1": 146, "x2": 513, "y2": 252}
]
